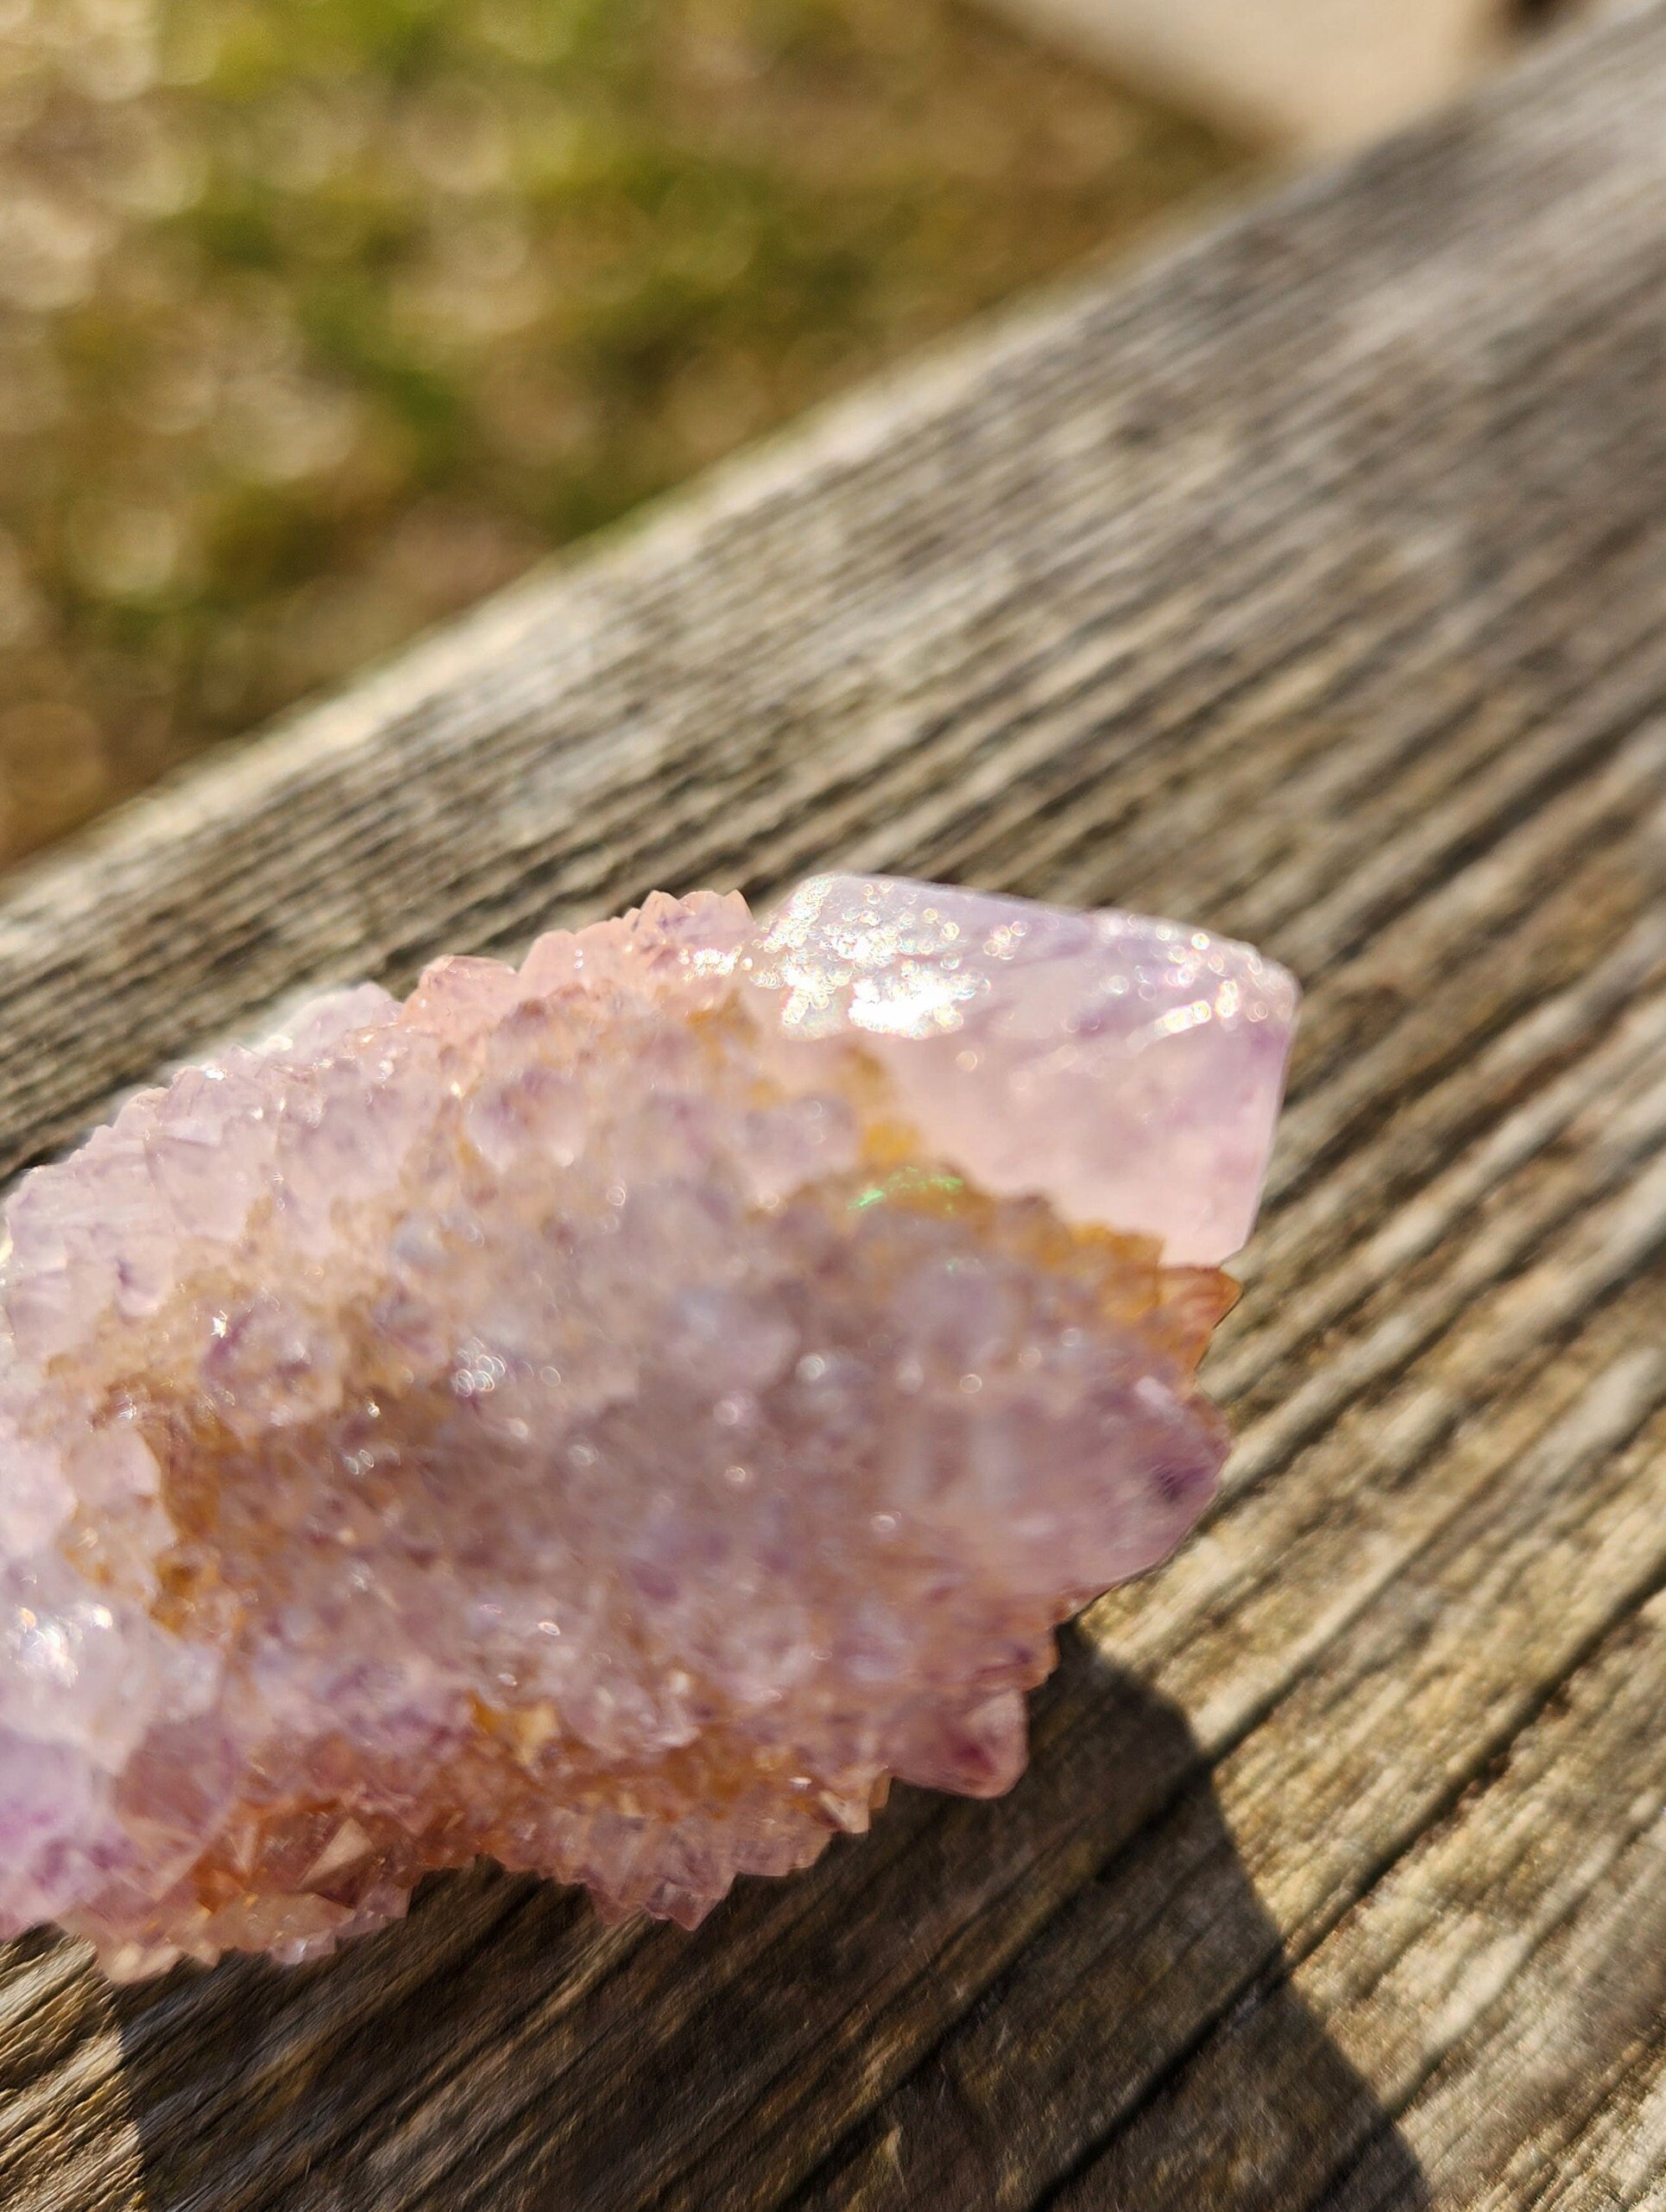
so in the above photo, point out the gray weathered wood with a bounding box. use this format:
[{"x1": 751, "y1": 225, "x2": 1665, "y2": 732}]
[{"x1": 6, "y1": 3, "x2": 1666, "y2": 2204}]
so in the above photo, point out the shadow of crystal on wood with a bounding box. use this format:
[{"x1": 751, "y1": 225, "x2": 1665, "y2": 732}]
[{"x1": 73, "y1": 1636, "x2": 1429, "y2": 2211}]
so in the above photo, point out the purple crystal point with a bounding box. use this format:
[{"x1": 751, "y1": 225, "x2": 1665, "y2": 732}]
[
  {"x1": 0, "y1": 878, "x2": 1296, "y2": 1976},
  {"x1": 748, "y1": 875, "x2": 1297, "y2": 1265}
]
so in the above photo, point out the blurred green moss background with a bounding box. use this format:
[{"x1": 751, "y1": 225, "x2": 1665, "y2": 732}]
[{"x1": 0, "y1": 0, "x2": 1242, "y2": 863}]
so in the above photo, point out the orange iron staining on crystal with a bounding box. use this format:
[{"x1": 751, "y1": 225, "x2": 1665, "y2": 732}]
[{"x1": 0, "y1": 876, "x2": 1297, "y2": 1978}]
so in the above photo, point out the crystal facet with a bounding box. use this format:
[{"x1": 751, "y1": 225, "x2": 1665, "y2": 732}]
[{"x1": 0, "y1": 877, "x2": 1296, "y2": 1976}]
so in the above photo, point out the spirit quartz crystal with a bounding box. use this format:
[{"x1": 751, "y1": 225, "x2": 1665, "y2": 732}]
[{"x1": 0, "y1": 874, "x2": 1297, "y2": 1977}]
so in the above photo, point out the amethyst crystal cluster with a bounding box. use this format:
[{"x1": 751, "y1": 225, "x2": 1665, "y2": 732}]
[{"x1": 0, "y1": 875, "x2": 1296, "y2": 1977}]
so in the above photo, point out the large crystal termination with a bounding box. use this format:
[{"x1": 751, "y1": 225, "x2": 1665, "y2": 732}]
[{"x1": 0, "y1": 876, "x2": 1296, "y2": 1977}]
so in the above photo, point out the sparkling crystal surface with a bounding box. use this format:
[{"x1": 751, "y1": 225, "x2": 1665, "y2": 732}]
[
  {"x1": 0, "y1": 877, "x2": 1296, "y2": 1977},
  {"x1": 748, "y1": 876, "x2": 1298, "y2": 1266}
]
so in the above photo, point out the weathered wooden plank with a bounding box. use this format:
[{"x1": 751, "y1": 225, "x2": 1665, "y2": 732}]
[
  {"x1": 1311, "y1": 1590, "x2": 1666, "y2": 2208},
  {"x1": 5, "y1": 4, "x2": 1666, "y2": 2207}
]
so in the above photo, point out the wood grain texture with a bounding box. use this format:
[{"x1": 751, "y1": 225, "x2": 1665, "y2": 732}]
[{"x1": 5, "y1": 4, "x2": 1666, "y2": 2205}]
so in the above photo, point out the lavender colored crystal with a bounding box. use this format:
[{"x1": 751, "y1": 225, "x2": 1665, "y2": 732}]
[
  {"x1": 0, "y1": 877, "x2": 1296, "y2": 1977},
  {"x1": 748, "y1": 876, "x2": 1297, "y2": 1266}
]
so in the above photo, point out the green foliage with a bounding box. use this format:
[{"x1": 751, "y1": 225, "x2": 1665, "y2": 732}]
[{"x1": 0, "y1": 0, "x2": 1241, "y2": 856}]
